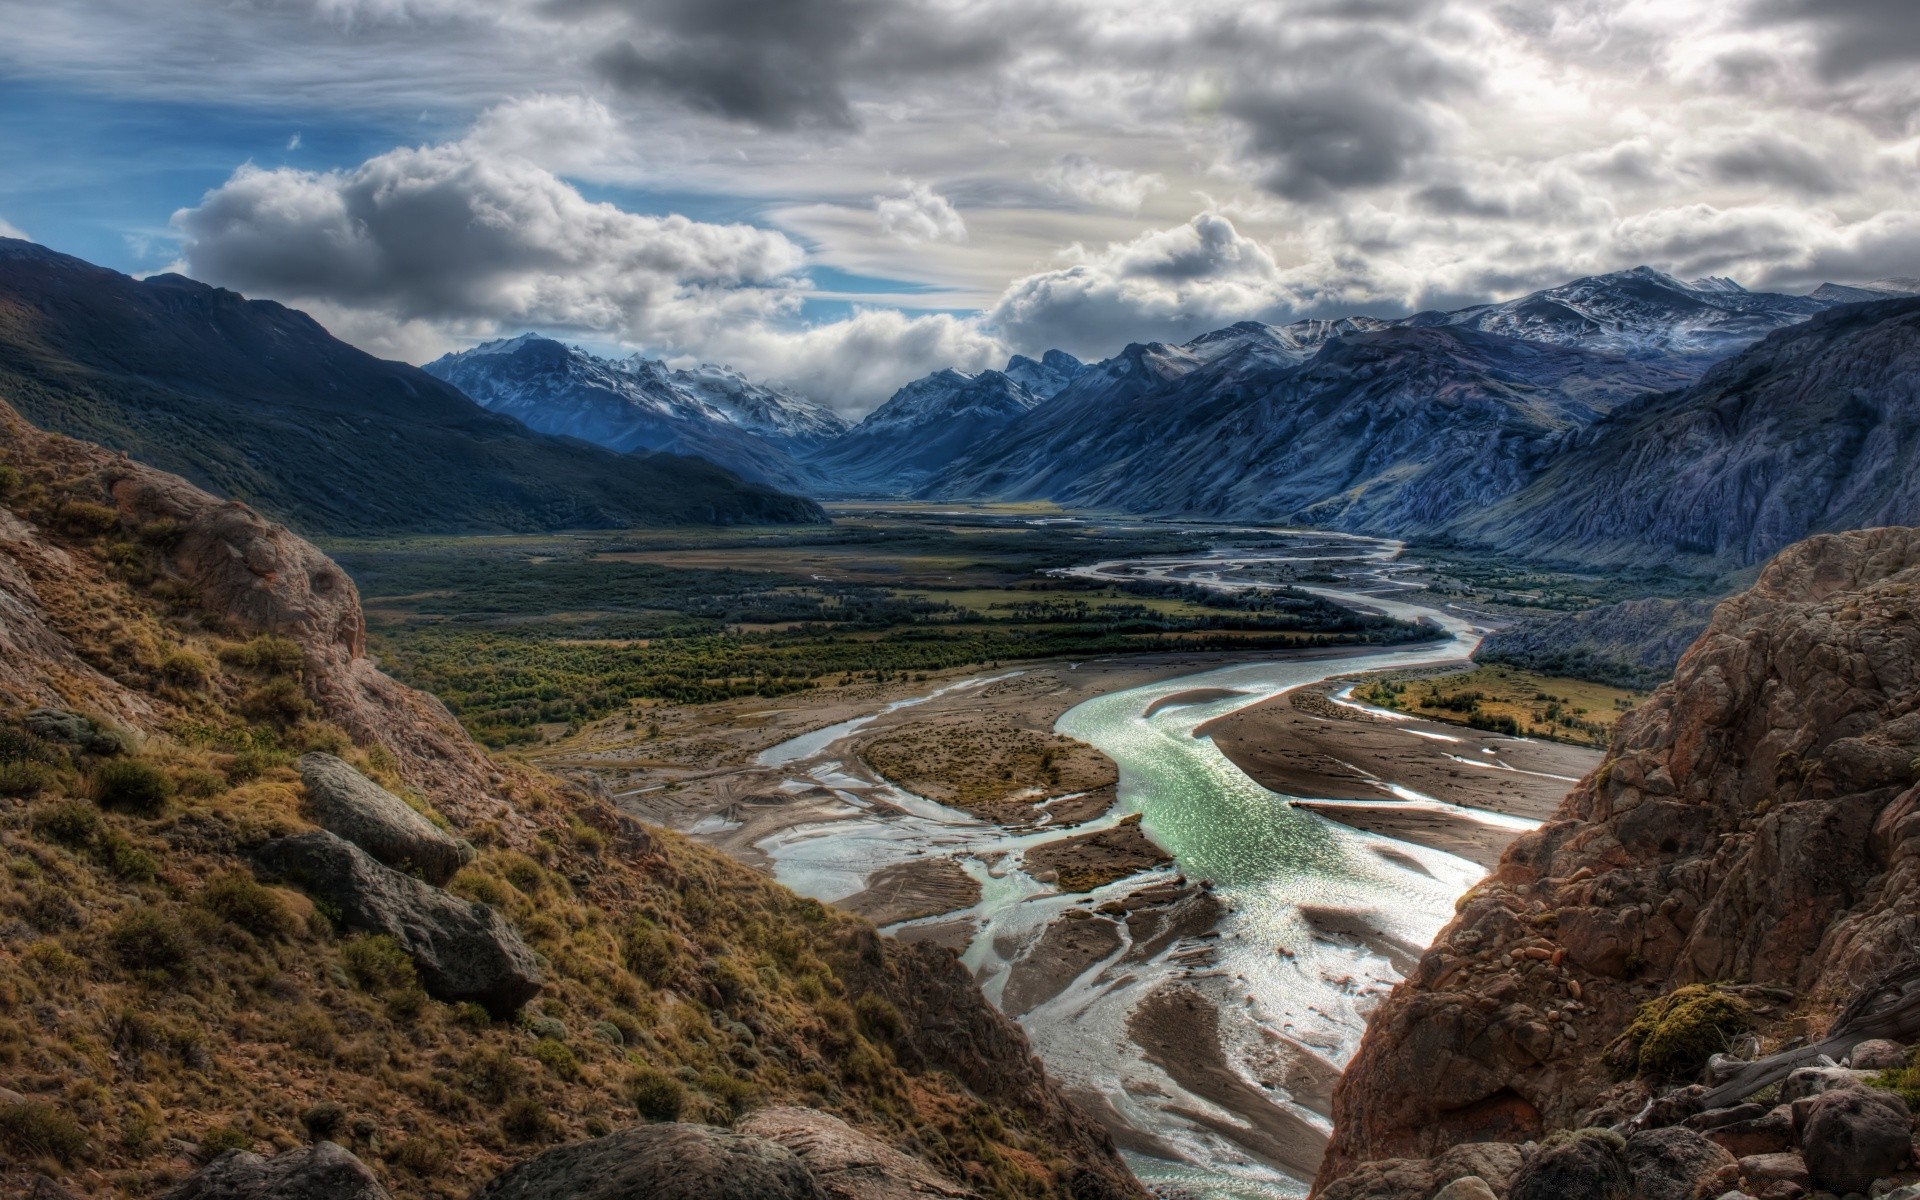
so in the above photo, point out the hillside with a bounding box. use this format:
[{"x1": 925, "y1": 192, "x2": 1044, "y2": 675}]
[
  {"x1": 0, "y1": 241, "x2": 823, "y2": 535},
  {"x1": 1460, "y1": 296, "x2": 1920, "y2": 569},
  {"x1": 1475, "y1": 597, "x2": 1719, "y2": 690},
  {"x1": 1315, "y1": 525, "x2": 1920, "y2": 1197},
  {"x1": 0, "y1": 402, "x2": 1137, "y2": 1199},
  {"x1": 806, "y1": 368, "x2": 1043, "y2": 494}
]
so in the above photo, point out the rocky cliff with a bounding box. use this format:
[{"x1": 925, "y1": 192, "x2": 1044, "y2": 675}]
[
  {"x1": 1315, "y1": 525, "x2": 1920, "y2": 1193},
  {"x1": 0, "y1": 399, "x2": 1138, "y2": 1199}
]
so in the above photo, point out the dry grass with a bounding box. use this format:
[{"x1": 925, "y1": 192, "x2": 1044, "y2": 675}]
[{"x1": 1353, "y1": 665, "x2": 1648, "y2": 747}]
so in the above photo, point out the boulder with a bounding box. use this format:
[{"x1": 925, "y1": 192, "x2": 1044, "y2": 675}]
[
  {"x1": 470, "y1": 1124, "x2": 825, "y2": 1200},
  {"x1": 253, "y1": 831, "x2": 540, "y2": 1016},
  {"x1": 1432, "y1": 1180, "x2": 1498, "y2": 1200},
  {"x1": 1622, "y1": 1126, "x2": 1739, "y2": 1200},
  {"x1": 1848, "y1": 1038, "x2": 1909, "y2": 1070},
  {"x1": 735, "y1": 1107, "x2": 974, "y2": 1198},
  {"x1": 1316, "y1": 1144, "x2": 1527, "y2": 1200},
  {"x1": 26, "y1": 707, "x2": 128, "y2": 754},
  {"x1": 1796, "y1": 1086, "x2": 1910, "y2": 1194},
  {"x1": 298, "y1": 753, "x2": 472, "y2": 884},
  {"x1": 1778, "y1": 1065, "x2": 1873, "y2": 1105},
  {"x1": 1508, "y1": 1131, "x2": 1631, "y2": 1200},
  {"x1": 1702, "y1": 1106, "x2": 1792, "y2": 1158},
  {"x1": 1734, "y1": 1152, "x2": 1807, "y2": 1190},
  {"x1": 163, "y1": 1143, "x2": 392, "y2": 1199}
]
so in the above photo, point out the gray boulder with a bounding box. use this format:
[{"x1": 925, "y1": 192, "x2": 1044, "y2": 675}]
[
  {"x1": 1623, "y1": 1126, "x2": 1739, "y2": 1200},
  {"x1": 163, "y1": 1143, "x2": 391, "y2": 1199},
  {"x1": 471, "y1": 1124, "x2": 825, "y2": 1200},
  {"x1": 1508, "y1": 1131, "x2": 1631, "y2": 1200},
  {"x1": 1778, "y1": 1065, "x2": 1872, "y2": 1105},
  {"x1": 254, "y1": 830, "x2": 540, "y2": 1016},
  {"x1": 1848, "y1": 1038, "x2": 1909, "y2": 1070},
  {"x1": 299, "y1": 753, "x2": 472, "y2": 885},
  {"x1": 1797, "y1": 1086, "x2": 1910, "y2": 1194},
  {"x1": 26, "y1": 707, "x2": 129, "y2": 754}
]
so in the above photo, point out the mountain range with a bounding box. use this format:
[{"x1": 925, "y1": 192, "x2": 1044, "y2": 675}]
[
  {"x1": 0, "y1": 239, "x2": 823, "y2": 535},
  {"x1": 423, "y1": 334, "x2": 849, "y2": 492}
]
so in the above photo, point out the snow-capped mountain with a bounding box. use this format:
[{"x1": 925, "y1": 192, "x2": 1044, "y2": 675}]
[
  {"x1": 1002, "y1": 349, "x2": 1088, "y2": 399},
  {"x1": 1404, "y1": 266, "x2": 1827, "y2": 362},
  {"x1": 803, "y1": 367, "x2": 1042, "y2": 494},
  {"x1": 1808, "y1": 278, "x2": 1920, "y2": 304},
  {"x1": 423, "y1": 335, "x2": 848, "y2": 491}
]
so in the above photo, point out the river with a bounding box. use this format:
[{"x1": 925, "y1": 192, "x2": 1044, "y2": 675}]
[{"x1": 745, "y1": 536, "x2": 1534, "y2": 1197}]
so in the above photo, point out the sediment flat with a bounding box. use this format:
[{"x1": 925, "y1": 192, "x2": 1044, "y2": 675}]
[{"x1": 1200, "y1": 681, "x2": 1602, "y2": 863}]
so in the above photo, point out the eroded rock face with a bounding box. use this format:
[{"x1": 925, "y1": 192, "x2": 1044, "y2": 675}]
[
  {"x1": 1316, "y1": 527, "x2": 1920, "y2": 1188},
  {"x1": 470, "y1": 1124, "x2": 825, "y2": 1200},
  {"x1": 298, "y1": 753, "x2": 473, "y2": 884},
  {"x1": 1506, "y1": 1132, "x2": 1630, "y2": 1200},
  {"x1": 254, "y1": 830, "x2": 541, "y2": 1016},
  {"x1": 162, "y1": 1142, "x2": 392, "y2": 1200}
]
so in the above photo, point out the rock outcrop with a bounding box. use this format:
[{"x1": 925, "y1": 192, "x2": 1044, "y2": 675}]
[
  {"x1": 1316, "y1": 525, "x2": 1920, "y2": 1189},
  {"x1": 298, "y1": 752, "x2": 473, "y2": 884},
  {"x1": 736, "y1": 1108, "x2": 977, "y2": 1199},
  {"x1": 163, "y1": 1143, "x2": 393, "y2": 1200},
  {"x1": 253, "y1": 830, "x2": 542, "y2": 1016},
  {"x1": 470, "y1": 1124, "x2": 826, "y2": 1200}
]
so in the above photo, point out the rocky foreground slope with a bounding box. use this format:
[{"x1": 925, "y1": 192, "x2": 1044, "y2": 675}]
[
  {"x1": 0, "y1": 398, "x2": 1137, "y2": 1199},
  {"x1": 1315, "y1": 525, "x2": 1920, "y2": 1196}
]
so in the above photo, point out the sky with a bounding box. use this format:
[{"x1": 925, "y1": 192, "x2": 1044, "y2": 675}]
[{"x1": 0, "y1": 0, "x2": 1916, "y2": 415}]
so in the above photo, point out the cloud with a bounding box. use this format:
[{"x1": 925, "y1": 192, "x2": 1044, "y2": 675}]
[
  {"x1": 1703, "y1": 132, "x2": 1849, "y2": 196},
  {"x1": 172, "y1": 132, "x2": 807, "y2": 347},
  {"x1": 567, "y1": 0, "x2": 1016, "y2": 131},
  {"x1": 465, "y1": 93, "x2": 625, "y2": 175},
  {"x1": 874, "y1": 181, "x2": 967, "y2": 244},
  {"x1": 0, "y1": 217, "x2": 27, "y2": 241},
  {"x1": 1037, "y1": 154, "x2": 1165, "y2": 213},
  {"x1": 986, "y1": 213, "x2": 1293, "y2": 356},
  {"x1": 1745, "y1": 0, "x2": 1920, "y2": 79},
  {"x1": 704, "y1": 307, "x2": 1004, "y2": 415}
]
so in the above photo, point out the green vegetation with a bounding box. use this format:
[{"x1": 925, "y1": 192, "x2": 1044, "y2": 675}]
[
  {"x1": 1613, "y1": 984, "x2": 1753, "y2": 1080},
  {"x1": 1408, "y1": 544, "x2": 1723, "y2": 611},
  {"x1": 332, "y1": 508, "x2": 1438, "y2": 745},
  {"x1": 1353, "y1": 665, "x2": 1648, "y2": 747}
]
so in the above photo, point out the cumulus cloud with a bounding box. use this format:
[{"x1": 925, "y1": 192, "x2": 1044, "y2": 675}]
[
  {"x1": 172, "y1": 134, "x2": 807, "y2": 347},
  {"x1": 874, "y1": 181, "x2": 967, "y2": 243},
  {"x1": 1037, "y1": 154, "x2": 1165, "y2": 213},
  {"x1": 987, "y1": 213, "x2": 1292, "y2": 356}
]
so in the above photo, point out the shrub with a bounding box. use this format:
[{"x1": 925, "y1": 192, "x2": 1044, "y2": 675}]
[
  {"x1": 109, "y1": 906, "x2": 197, "y2": 976},
  {"x1": 201, "y1": 874, "x2": 296, "y2": 939},
  {"x1": 0, "y1": 1101, "x2": 88, "y2": 1163},
  {"x1": 531, "y1": 1037, "x2": 580, "y2": 1080},
  {"x1": 500, "y1": 1097, "x2": 555, "y2": 1143},
  {"x1": 94, "y1": 758, "x2": 175, "y2": 815},
  {"x1": 172, "y1": 767, "x2": 228, "y2": 798},
  {"x1": 0, "y1": 761, "x2": 55, "y2": 797},
  {"x1": 223, "y1": 747, "x2": 289, "y2": 782},
  {"x1": 628, "y1": 1066, "x2": 686, "y2": 1122},
  {"x1": 199, "y1": 1126, "x2": 251, "y2": 1155},
  {"x1": 340, "y1": 935, "x2": 417, "y2": 992},
  {"x1": 463, "y1": 1047, "x2": 528, "y2": 1105},
  {"x1": 0, "y1": 465, "x2": 19, "y2": 495},
  {"x1": 100, "y1": 830, "x2": 159, "y2": 884},
  {"x1": 300, "y1": 1103, "x2": 346, "y2": 1143},
  {"x1": 32, "y1": 800, "x2": 101, "y2": 848},
  {"x1": 221, "y1": 636, "x2": 305, "y2": 676},
  {"x1": 386, "y1": 986, "x2": 429, "y2": 1021},
  {"x1": 1619, "y1": 984, "x2": 1753, "y2": 1079},
  {"x1": 285, "y1": 1008, "x2": 338, "y2": 1060},
  {"x1": 160, "y1": 651, "x2": 212, "y2": 690},
  {"x1": 241, "y1": 678, "x2": 311, "y2": 723},
  {"x1": 388, "y1": 1134, "x2": 451, "y2": 1174},
  {"x1": 53, "y1": 499, "x2": 120, "y2": 537},
  {"x1": 623, "y1": 920, "x2": 676, "y2": 987}
]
